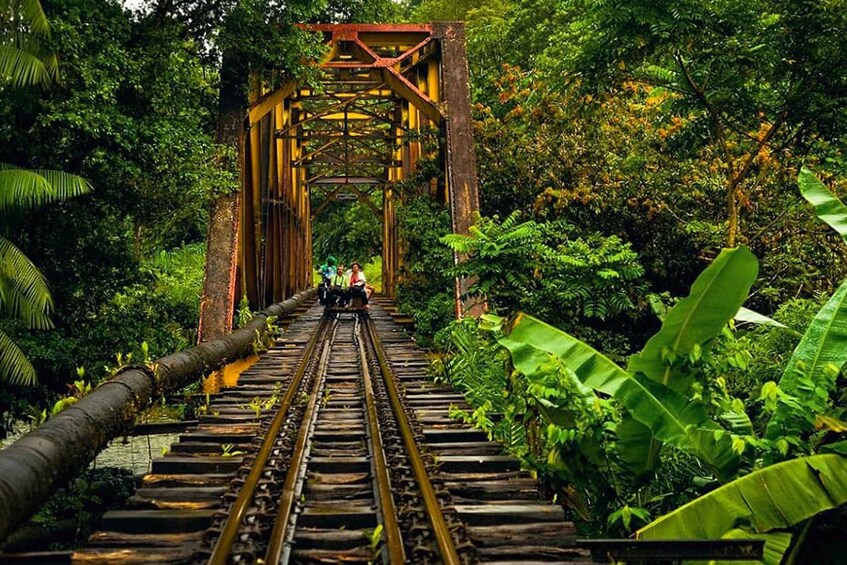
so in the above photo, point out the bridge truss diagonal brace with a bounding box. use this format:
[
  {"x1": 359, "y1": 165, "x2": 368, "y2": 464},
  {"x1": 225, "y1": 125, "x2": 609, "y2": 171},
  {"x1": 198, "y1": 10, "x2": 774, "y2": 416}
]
[{"x1": 380, "y1": 66, "x2": 444, "y2": 125}]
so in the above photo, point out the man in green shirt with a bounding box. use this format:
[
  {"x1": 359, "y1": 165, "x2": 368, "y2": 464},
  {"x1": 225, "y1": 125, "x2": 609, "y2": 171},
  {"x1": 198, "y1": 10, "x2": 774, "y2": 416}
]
[{"x1": 318, "y1": 256, "x2": 337, "y2": 305}]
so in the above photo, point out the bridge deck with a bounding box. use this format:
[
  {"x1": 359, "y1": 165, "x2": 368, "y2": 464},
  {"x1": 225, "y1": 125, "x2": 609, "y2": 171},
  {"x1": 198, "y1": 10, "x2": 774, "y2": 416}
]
[{"x1": 62, "y1": 299, "x2": 591, "y2": 564}]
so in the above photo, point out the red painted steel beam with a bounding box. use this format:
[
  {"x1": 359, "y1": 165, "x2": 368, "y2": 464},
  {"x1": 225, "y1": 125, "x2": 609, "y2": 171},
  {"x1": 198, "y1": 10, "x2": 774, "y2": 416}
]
[{"x1": 305, "y1": 23, "x2": 433, "y2": 33}]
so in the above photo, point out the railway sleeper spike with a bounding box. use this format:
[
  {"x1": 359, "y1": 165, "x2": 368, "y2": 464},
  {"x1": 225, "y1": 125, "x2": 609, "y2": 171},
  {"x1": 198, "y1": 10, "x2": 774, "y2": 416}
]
[
  {"x1": 239, "y1": 522, "x2": 264, "y2": 537},
  {"x1": 256, "y1": 480, "x2": 276, "y2": 493},
  {"x1": 230, "y1": 548, "x2": 257, "y2": 563},
  {"x1": 429, "y1": 476, "x2": 446, "y2": 487},
  {"x1": 411, "y1": 541, "x2": 438, "y2": 557},
  {"x1": 453, "y1": 538, "x2": 476, "y2": 551},
  {"x1": 409, "y1": 517, "x2": 434, "y2": 533},
  {"x1": 400, "y1": 501, "x2": 426, "y2": 514},
  {"x1": 443, "y1": 509, "x2": 463, "y2": 522},
  {"x1": 253, "y1": 492, "x2": 274, "y2": 506},
  {"x1": 397, "y1": 487, "x2": 421, "y2": 500}
]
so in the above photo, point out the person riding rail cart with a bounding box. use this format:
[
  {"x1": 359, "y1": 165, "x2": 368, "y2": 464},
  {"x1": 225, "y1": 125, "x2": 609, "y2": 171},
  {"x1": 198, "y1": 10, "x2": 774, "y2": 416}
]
[
  {"x1": 346, "y1": 262, "x2": 374, "y2": 308},
  {"x1": 327, "y1": 266, "x2": 348, "y2": 307},
  {"x1": 317, "y1": 256, "x2": 337, "y2": 305}
]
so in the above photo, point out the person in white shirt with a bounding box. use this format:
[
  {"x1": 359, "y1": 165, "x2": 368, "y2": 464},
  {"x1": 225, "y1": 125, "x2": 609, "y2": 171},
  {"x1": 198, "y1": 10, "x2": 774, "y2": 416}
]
[{"x1": 347, "y1": 262, "x2": 374, "y2": 306}]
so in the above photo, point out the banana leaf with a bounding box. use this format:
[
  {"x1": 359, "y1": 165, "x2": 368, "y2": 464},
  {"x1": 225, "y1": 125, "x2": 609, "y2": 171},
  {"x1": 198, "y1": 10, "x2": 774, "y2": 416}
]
[
  {"x1": 766, "y1": 278, "x2": 847, "y2": 440},
  {"x1": 734, "y1": 307, "x2": 788, "y2": 330},
  {"x1": 500, "y1": 313, "x2": 740, "y2": 480},
  {"x1": 798, "y1": 166, "x2": 847, "y2": 243},
  {"x1": 716, "y1": 529, "x2": 793, "y2": 565},
  {"x1": 821, "y1": 440, "x2": 847, "y2": 455},
  {"x1": 615, "y1": 415, "x2": 661, "y2": 477},
  {"x1": 629, "y1": 246, "x2": 758, "y2": 394},
  {"x1": 638, "y1": 453, "x2": 847, "y2": 565}
]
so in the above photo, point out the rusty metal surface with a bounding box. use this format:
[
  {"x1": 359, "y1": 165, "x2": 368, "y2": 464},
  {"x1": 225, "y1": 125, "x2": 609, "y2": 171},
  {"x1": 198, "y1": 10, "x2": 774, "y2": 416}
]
[
  {"x1": 356, "y1": 317, "x2": 406, "y2": 563},
  {"x1": 364, "y1": 315, "x2": 463, "y2": 564},
  {"x1": 577, "y1": 539, "x2": 764, "y2": 562},
  {"x1": 261, "y1": 320, "x2": 336, "y2": 564},
  {"x1": 433, "y1": 22, "x2": 483, "y2": 318}
]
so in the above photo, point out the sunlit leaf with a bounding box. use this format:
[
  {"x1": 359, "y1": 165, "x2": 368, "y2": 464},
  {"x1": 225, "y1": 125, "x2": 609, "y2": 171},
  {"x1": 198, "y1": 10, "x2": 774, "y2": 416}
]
[
  {"x1": 638, "y1": 454, "x2": 847, "y2": 565},
  {"x1": 767, "y1": 278, "x2": 847, "y2": 440},
  {"x1": 798, "y1": 166, "x2": 847, "y2": 243},
  {"x1": 629, "y1": 246, "x2": 758, "y2": 394}
]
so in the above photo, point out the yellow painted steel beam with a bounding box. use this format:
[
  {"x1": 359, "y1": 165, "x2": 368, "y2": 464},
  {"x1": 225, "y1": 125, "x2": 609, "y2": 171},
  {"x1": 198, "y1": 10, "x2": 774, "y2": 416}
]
[
  {"x1": 357, "y1": 31, "x2": 431, "y2": 47},
  {"x1": 427, "y1": 60, "x2": 439, "y2": 103},
  {"x1": 299, "y1": 89, "x2": 395, "y2": 98},
  {"x1": 315, "y1": 112, "x2": 376, "y2": 121},
  {"x1": 276, "y1": 84, "x2": 388, "y2": 135},
  {"x1": 348, "y1": 38, "x2": 378, "y2": 64},
  {"x1": 248, "y1": 81, "x2": 297, "y2": 125}
]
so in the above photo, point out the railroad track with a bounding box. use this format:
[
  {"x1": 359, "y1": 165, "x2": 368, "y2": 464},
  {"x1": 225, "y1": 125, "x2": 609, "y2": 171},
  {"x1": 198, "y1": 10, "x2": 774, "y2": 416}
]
[{"x1": 43, "y1": 300, "x2": 589, "y2": 564}]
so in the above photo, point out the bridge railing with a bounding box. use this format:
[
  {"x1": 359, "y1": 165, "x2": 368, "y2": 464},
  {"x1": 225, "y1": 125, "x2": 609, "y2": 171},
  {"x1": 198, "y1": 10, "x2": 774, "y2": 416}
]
[{"x1": 0, "y1": 289, "x2": 315, "y2": 543}]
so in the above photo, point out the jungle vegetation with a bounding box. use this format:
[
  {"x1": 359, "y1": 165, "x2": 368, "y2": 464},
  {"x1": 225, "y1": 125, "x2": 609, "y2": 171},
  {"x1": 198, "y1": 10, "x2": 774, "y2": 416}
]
[{"x1": 1, "y1": 0, "x2": 847, "y2": 561}]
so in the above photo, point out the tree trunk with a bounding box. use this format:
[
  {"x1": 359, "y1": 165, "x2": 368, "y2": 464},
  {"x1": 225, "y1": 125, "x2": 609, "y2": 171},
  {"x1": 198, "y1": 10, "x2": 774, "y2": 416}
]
[{"x1": 198, "y1": 51, "x2": 248, "y2": 342}]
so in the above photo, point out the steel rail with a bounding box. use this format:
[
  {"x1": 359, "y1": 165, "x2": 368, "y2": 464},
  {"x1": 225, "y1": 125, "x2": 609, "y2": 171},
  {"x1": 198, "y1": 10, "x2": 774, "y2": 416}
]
[
  {"x1": 364, "y1": 317, "x2": 461, "y2": 565},
  {"x1": 263, "y1": 319, "x2": 338, "y2": 564},
  {"x1": 208, "y1": 317, "x2": 330, "y2": 565},
  {"x1": 355, "y1": 316, "x2": 406, "y2": 564}
]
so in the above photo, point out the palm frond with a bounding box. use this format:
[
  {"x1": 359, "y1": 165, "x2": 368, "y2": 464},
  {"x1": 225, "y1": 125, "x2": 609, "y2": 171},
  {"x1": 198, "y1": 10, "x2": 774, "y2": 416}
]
[
  {"x1": 32, "y1": 169, "x2": 91, "y2": 200},
  {"x1": 0, "y1": 43, "x2": 53, "y2": 87},
  {"x1": 0, "y1": 165, "x2": 91, "y2": 212},
  {"x1": 0, "y1": 328, "x2": 37, "y2": 385},
  {"x1": 0, "y1": 237, "x2": 53, "y2": 329},
  {"x1": 0, "y1": 0, "x2": 51, "y2": 37}
]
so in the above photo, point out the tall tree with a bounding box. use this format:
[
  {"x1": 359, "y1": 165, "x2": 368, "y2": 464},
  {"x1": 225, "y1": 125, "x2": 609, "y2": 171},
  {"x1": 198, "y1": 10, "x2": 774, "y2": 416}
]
[{"x1": 549, "y1": 0, "x2": 847, "y2": 247}]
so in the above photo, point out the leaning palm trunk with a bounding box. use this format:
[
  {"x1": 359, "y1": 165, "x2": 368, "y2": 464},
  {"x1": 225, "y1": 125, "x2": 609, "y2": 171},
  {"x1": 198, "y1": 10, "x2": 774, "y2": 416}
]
[{"x1": 0, "y1": 289, "x2": 314, "y2": 543}]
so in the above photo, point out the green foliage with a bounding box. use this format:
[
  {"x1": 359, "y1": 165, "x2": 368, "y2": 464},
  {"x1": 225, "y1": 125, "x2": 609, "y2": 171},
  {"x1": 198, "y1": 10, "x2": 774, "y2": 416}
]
[
  {"x1": 0, "y1": 0, "x2": 58, "y2": 87},
  {"x1": 363, "y1": 523, "x2": 384, "y2": 557},
  {"x1": 730, "y1": 297, "x2": 824, "y2": 402},
  {"x1": 638, "y1": 453, "x2": 847, "y2": 565},
  {"x1": 24, "y1": 467, "x2": 134, "y2": 549},
  {"x1": 0, "y1": 0, "x2": 91, "y2": 387},
  {"x1": 798, "y1": 167, "x2": 847, "y2": 244},
  {"x1": 501, "y1": 312, "x2": 742, "y2": 482},
  {"x1": 433, "y1": 318, "x2": 509, "y2": 424},
  {"x1": 468, "y1": 18, "x2": 847, "y2": 313},
  {"x1": 235, "y1": 295, "x2": 253, "y2": 329},
  {"x1": 144, "y1": 244, "x2": 205, "y2": 307},
  {"x1": 0, "y1": 0, "x2": 218, "y2": 422},
  {"x1": 436, "y1": 316, "x2": 612, "y2": 523},
  {"x1": 628, "y1": 246, "x2": 759, "y2": 394},
  {"x1": 220, "y1": 443, "x2": 244, "y2": 457},
  {"x1": 312, "y1": 198, "x2": 382, "y2": 267},
  {"x1": 395, "y1": 196, "x2": 455, "y2": 344},
  {"x1": 443, "y1": 212, "x2": 647, "y2": 352},
  {"x1": 437, "y1": 236, "x2": 847, "y2": 543}
]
